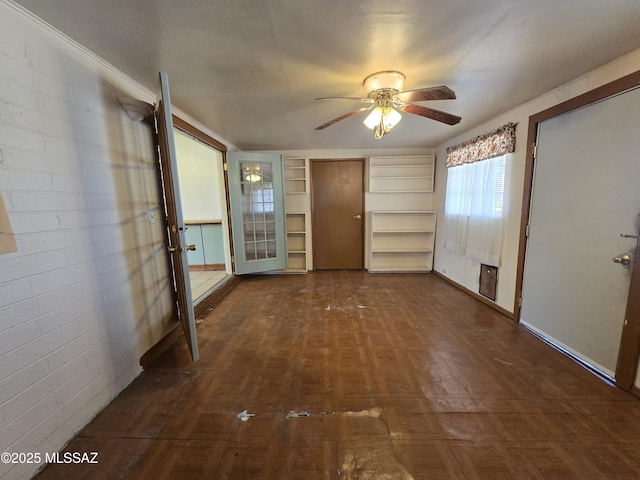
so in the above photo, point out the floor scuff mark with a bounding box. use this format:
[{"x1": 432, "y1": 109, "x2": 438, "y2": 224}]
[
  {"x1": 236, "y1": 410, "x2": 255, "y2": 422},
  {"x1": 286, "y1": 410, "x2": 335, "y2": 419},
  {"x1": 285, "y1": 407, "x2": 380, "y2": 419},
  {"x1": 493, "y1": 357, "x2": 513, "y2": 366}
]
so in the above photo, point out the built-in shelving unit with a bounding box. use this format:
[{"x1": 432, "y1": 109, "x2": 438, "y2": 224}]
[
  {"x1": 369, "y1": 210, "x2": 436, "y2": 272},
  {"x1": 366, "y1": 154, "x2": 436, "y2": 273},
  {"x1": 285, "y1": 213, "x2": 307, "y2": 272},
  {"x1": 283, "y1": 157, "x2": 307, "y2": 194},
  {"x1": 368, "y1": 155, "x2": 434, "y2": 193},
  {"x1": 283, "y1": 157, "x2": 309, "y2": 273}
]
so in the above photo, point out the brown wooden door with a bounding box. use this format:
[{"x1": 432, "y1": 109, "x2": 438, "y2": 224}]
[{"x1": 311, "y1": 159, "x2": 364, "y2": 269}]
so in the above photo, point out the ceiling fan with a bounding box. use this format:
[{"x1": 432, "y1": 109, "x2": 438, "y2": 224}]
[{"x1": 315, "y1": 70, "x2": 461, "y2": 139}]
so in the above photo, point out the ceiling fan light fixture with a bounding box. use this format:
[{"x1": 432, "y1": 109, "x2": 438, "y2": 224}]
[
  {"x1": 245, "y1": 172, "x2": 262, "y2": 182},
  {"x1": 363, "y1": 106, "x2": 402, "y2": 138},
  {"x1": 243, "y1": 165, "x2": 262, "y2": 182},
  {"x1": 363, "y1": 70, "x2": 405, "y2": 96}
]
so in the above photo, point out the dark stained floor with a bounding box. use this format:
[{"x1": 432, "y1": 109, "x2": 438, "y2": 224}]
[{"x1": 36, "y1": 271, "x2": 640, "y2": 479}]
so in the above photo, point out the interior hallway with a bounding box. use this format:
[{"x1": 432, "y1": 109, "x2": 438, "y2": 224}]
[{"x1": 35, "y1": 272, "x2": 640, "y2": 479}]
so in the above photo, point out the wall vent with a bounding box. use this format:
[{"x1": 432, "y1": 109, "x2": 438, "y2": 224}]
[{"x1": 479, "y1": 264, "x2": 498, "y2": 301}]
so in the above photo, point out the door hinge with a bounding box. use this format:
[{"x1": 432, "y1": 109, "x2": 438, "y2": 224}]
[
  {"x1": 223, "y1": 162, "x2": 228, "y2": 172},
  {"x1": 518, "y1": 294, "x2": 523, "y2": 308},
  {"x1": 525, "y1": 224, "x2": 530, "y2": 237},
  {"x1": 231, "y1": 255, "x2": 235, "y2": 263},
  {"x1": 532, "y1": 144, "x2": 538, "y2": 160}
]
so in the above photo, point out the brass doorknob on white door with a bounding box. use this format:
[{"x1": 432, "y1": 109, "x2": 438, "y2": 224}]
[
  {"x1": 613, "y1": 254, "x2": 631, "y2": 265},
  {"x1": 353, "y1": 214, "x2": 362, "y2": 220}
]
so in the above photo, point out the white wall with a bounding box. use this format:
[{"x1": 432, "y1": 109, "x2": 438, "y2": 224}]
[
  {"x1": 0, "y1": 3, "x2": 177, "y2": 478},
  {"x1": 174, "y1": 129, "x2": 224, "y2": 221},
  {"x1": 433, "y1": 47, "x2": 640, "y2": 318}
]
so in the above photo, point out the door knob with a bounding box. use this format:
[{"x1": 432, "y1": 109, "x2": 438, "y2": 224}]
[
  {"x1": 613, "y1": 254, "x2": 631, "y2": 265},
  {"x1": 353, "y1": 214, "x2": 362, "y2": 220},
  {"x1": 168, "y1": 244, "x2": 196, "y2": 253}
]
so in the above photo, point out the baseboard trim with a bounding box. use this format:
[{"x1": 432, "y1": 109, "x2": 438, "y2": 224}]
[
  {"x1": 139, "y1": 322, "x2": 183, "y2": 369},
  {"x1": 433, "y1": 270, "x2": 515, "y2": 320},
  {"x1": 189, "y1": 264, "x2": 225, "y2": 271}
]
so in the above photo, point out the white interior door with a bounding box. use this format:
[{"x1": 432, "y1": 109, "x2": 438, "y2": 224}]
[
  {"x1": 227, "y1": 152, "x2": 287, "y2": 274},
  {"x1": 156, "y1": 71, "x2": 199, "y2": 361},
  {"x1": 520, "y1": 86, "x2": 640, "y2": 378}
]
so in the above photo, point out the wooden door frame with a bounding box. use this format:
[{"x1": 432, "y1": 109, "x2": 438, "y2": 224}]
[
  {"x1": 310, "y1": 158, "x2": 365, "y2": 270},
  {"x1": 514, "y1": 70, "x2": 640, "y2": 391}
]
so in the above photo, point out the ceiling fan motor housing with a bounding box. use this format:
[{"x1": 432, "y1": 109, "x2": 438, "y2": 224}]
[{"x1": 363, "y1": 70, "x2": 405, "y2": 98}]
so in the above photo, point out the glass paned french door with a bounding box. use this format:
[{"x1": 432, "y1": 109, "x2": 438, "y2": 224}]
[{"x1": 228, "y1": 153, "x2": 286, "y2": 274}]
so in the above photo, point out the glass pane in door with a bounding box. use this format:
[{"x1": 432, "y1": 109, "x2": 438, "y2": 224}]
[{"x1": 240, "y1": 161, "x2": 277, "y2": 261}]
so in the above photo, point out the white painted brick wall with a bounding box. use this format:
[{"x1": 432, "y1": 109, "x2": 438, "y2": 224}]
[{"x1": 0, "y1": 3, "x2": 178, "y2": 479}]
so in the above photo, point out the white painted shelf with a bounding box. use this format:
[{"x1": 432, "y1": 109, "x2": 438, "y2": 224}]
[
  {"x1": 369, "y1": 210, "x2": 436, "y2": 272},
  {"x1": 368, "y1": 155, "x2": 434, "y2": 193},
  {"x1": 284, "y1": 158, "x2": 306, "y2": 194}
]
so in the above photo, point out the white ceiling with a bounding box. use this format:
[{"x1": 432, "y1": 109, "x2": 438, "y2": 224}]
[{"x1": 14, "y1": 0, "x2": 640, "y2": 151}]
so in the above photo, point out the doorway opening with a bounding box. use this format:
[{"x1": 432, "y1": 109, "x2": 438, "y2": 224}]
[{"x1": 173, "y1": 121, "x2": 232, "y2": 305}]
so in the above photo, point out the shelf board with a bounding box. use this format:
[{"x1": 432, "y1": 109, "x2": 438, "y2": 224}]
[
  {"x1": 372, "y1": 229, "x2": 432, "y2": 233},
  {"x1": 369, "y1": 266, "x2": 431, "y2": 272},
  {"x1": 371, "y1": 248, "x2": 432, "y2": 253},
  {"x1": 369, "y1": 190, "x2": 432, "y2": 193},
  {"x1": 370, "y1": 175, "x2": 433, "y2": 180},
  {"x1": 371, "y1": 210, "x2": 436, "y2": 214}
]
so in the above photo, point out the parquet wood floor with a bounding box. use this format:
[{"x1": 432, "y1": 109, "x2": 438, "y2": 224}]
[{"x1": 35, "y1": 271, "x2": 640, "y2": 479}]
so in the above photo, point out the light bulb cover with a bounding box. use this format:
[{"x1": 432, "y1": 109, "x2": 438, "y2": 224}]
[
  {"x1": 363, "y1": 106, "x2": 402, "y2": 131},
  {"x1": 363, "y1": 107, "x2": 383, "y2": 129}
]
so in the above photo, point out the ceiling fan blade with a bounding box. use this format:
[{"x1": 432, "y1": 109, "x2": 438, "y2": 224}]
[
  {"x1": 400, "y1": 104, "x2": 462, "y2": 125},
  {"x1": 395, "y1": 86, "x2": 456, "y2": 103},
  {"x1": 315, "y1": 107, "x2": 370, "y2": 130},
  {"x1": 315, "y1": 96, "x2": 373, "y2": 103}
]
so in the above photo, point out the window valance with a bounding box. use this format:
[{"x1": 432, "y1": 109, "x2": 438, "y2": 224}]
[{"x1": 446, "y1": 122, "x2": 517, "y2": 168}]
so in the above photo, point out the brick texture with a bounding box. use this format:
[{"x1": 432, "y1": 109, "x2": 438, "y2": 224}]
[{"x1": 0, "y1": 4, "x2": 176, "y2": 479}]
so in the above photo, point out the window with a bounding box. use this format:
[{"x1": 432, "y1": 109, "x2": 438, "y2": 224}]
[
  {"x1": 445, "y1": 154, "x2": 506, "y2": 218},
  {"x1": 443, "y1": 122, "x2": 516, "y2": 267},
  {"x1": 444, "y1": 154, "x2": 507, "y2": 266}
]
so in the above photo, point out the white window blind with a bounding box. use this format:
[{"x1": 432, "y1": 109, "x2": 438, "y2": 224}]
[{"x1": 444, "y1": 154, "x2": 507, "y2": 266}]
